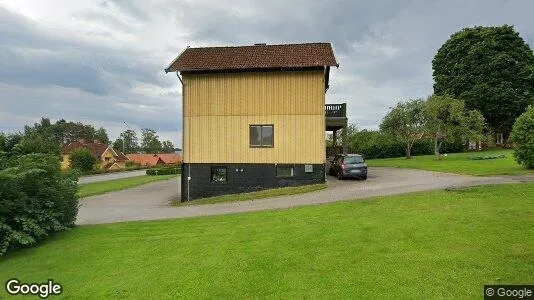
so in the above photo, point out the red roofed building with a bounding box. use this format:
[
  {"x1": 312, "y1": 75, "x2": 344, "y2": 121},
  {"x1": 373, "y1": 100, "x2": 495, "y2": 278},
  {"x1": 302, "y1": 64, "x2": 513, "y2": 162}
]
[
  {"x1": 157, "y1": 153, "x2": 182, "y2": 165},
  {"x1": 61, "y1": 140, "x2": 129, "y2": 170},
  {"x1": 166, "y1": 42, "x2": 342, "y2": 201},
  {"x1": 125, "y1": 154, "x2": 165, "y2": 167},
  {"x1": 126, "y1": 153, "x2": 182, "y2": 167}
]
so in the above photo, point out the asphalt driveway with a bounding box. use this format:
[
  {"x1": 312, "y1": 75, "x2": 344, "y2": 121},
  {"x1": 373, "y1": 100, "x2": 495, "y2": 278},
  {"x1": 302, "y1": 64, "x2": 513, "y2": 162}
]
[{"x1": 76, "y1": 167, "x2": 533, "y2": 225}]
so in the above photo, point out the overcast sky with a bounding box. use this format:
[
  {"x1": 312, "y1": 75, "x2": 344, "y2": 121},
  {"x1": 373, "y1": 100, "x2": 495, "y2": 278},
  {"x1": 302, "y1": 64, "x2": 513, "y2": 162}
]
[{"x1": 1, "y1": 0, "x2": 533, "y2": 146}]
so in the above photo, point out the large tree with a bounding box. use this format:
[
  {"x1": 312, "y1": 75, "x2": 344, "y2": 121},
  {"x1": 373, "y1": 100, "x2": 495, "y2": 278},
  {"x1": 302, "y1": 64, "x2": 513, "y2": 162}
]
[
  {"x1": 114, "y1": 129, "x2": 139, "y2": 154},
  {"x1": 424, "y1": 95, "x2": 485, "y2": 159},
  {"x1": 380, "y1": 99, "x2": 426, "y2": 158},
  {"x1": 161, "y1": 140, "x2": 175, "y2": 153},
  {"x1": 94, "y1": 127, "x2": 110, "y2": 144},
  {"x1": 432, "y1": 25, "x2": 534, "y2": 136},
  {"x1": 140, "y1": 128, "x2": 162, "y2": 153},
  {"x1": 0, "y1": 133, "x2": 6, "y2": 152}
]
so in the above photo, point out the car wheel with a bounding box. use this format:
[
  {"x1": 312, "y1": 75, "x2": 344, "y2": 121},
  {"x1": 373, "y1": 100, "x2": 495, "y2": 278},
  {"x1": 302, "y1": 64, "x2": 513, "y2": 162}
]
[
  {"x1": 361, "y1": 175, "x2": 367, "y2": 180},
  {"x1": 337, "y1": 171, "x2": 344, "y2": 180},
  {"x1": 328, "y1": 168, "x2": 333, "y2": 175}
]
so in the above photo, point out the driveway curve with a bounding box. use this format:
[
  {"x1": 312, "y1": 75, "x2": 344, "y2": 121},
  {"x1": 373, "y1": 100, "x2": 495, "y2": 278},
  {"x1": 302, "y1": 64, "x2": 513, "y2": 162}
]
[{"x1": 76, "y1": 167, "x2": 534, "y2": 225}]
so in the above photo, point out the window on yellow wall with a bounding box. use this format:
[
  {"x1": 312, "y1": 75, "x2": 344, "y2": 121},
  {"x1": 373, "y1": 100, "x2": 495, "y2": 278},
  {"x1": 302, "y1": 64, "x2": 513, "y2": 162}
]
[{"x1": 250, "y1": 125, "x2": 274, "y2": 147}]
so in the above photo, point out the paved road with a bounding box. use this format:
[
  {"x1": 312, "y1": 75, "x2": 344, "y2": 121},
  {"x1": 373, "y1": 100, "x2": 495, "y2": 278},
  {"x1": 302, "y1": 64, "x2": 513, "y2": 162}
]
[
  {"x1": 76, "y1": 168, "x2": 534, "y2": 225},
  {"x1": 79, "y1": 170, "x2": 148, "y2": 184}
]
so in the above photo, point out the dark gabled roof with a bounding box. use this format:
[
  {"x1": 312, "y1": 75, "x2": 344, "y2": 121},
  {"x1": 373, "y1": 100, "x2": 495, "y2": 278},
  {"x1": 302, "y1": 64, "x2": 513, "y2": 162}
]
[{"x1": 165, "y1": 42, "x2": 339, "y2": 73}]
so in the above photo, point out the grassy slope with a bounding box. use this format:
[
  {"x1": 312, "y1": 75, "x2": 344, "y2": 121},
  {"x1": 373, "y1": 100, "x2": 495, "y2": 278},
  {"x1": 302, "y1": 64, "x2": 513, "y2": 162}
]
[
  {"x1": 176, "y1": 183, "x2": 327, "y2": 206},
  {"x1": 78, "y1": 175, "x2": 177, "y2": 198},
  {"x1": 367, "y1": 149, "x2": 533, "y2": 176},
  {"x1": 1, "y1": 183, "x2": 533, "y2": 298}
]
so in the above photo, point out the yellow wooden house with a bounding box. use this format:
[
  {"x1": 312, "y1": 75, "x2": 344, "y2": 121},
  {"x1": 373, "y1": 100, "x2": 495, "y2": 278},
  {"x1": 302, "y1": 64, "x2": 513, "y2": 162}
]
[
  {"x1": 166, "y1": 43, "x2": 341, "y2": 201},
  {"x1": 61, "y1": 140, "x2": 129, "y2": 170}
]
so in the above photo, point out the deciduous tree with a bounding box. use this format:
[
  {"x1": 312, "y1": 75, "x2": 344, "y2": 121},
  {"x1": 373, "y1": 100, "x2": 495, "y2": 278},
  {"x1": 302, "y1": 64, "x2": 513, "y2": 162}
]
[
  {"x1": 510, "y1": 106, "x2": 534, "y2": 168},
  {"x1": 69, "y1": 148, "x2": 96, "y2": 172},
  {"x1": 115, "y1": 129, "x2": 139, "y2": 154},
  {"x1": 380, "y1": 99, "x2": 426, "y2": 158},
  {"x1": 433, "y1": 25, "x2": 534, "y2": 136},
  {"x1": 141, "y1": 129, "x2": 162, "y2": 153},
  {"x1": 161, "y1": 140, "x2": 175, "y2": 153},
  {"x1": 424, "y1": 95, "x2": 485, "y2": 159}
]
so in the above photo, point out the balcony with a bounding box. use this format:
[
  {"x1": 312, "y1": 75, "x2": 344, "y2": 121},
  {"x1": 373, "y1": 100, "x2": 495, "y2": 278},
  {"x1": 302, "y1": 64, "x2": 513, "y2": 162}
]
[
  {"x1": 325, "y1": 103, "x2": 348, "y2": 156},
  {"x1": 325, "y1": 103, "x2": 347, "y2": 131}
]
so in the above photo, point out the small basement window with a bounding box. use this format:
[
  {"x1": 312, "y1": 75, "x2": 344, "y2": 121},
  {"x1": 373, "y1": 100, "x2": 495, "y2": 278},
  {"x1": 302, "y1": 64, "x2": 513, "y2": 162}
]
[
  {"x1": 211, "y1": 166, "x2": 227, "y2": 182},
  {"x1": 250, "y1": 125, "x2": 274, "y2": 147},
  {"x1": 276, "y1": 165, "x2": 294, "y2": 177}
]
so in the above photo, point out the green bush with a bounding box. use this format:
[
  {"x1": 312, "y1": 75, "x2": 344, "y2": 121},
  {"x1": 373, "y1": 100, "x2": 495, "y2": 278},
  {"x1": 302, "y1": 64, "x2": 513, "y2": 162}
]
[
  {"x1": 146, "y1": 167, "x2": 181, "y2": 176},
  {"x1": 347, "y1": 130, "x2": 465, "y2": 159},
  {"x1": 0, "y1": 154, "x2": 79, "y2": 256},
  {"x1": 510, "y1": 106, "x2": 534, "y2": 168},
  {"x1": 70, "y1": 148, "x2": 96, "y2": 172},
  {"x1": 466, "y1": 154, "x2": 506, "y2": 160}
]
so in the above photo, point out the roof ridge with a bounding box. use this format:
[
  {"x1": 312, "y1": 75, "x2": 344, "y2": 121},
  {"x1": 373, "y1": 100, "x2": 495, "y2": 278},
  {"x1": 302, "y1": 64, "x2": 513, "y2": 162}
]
[{"x1": 184, "y1": 42, "x2": 332, "y2": 50}]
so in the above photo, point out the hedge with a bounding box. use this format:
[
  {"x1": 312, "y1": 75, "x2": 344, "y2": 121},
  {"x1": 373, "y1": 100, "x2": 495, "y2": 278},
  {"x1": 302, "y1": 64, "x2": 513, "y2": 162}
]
[
  {"x1": 347, "y1": 130, "x2": 465, "y2": 159},
  {"x1": 0, "y1": 154, "x2": 79, "y2": 256},
  {"x1": 146, "y1": 166, "x2": 181, "y2": 175}
]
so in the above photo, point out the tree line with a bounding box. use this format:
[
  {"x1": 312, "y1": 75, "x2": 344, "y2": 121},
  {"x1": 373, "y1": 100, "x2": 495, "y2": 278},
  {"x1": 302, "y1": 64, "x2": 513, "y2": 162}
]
[
  {"x1": 339, "y1": 25, "x2": 534, "y2": 162},
  {"x1": 0, "y1": 118, "x2": 176, "y2": 156}
]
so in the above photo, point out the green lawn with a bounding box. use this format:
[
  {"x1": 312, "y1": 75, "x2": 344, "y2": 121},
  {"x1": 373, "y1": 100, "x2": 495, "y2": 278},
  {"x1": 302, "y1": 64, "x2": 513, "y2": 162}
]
[
  {"x1": 1, "y1": 183, "x2": 533, "y2": 298},
  {"x1": 175, "y1": 183, "x2": 327, "y2": 206},
  {"x1": 78, "y1": 175, "x2": 177, "y2": 198},
  {"x1": 367, "y1": 149, "x2": 533, "y2": 176}
]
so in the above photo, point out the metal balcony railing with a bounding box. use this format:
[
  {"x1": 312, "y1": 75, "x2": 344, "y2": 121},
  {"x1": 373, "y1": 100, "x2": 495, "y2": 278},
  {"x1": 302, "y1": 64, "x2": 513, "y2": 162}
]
[{"x1": 325, "y1": 103, "x2": 346, "y2": 118}]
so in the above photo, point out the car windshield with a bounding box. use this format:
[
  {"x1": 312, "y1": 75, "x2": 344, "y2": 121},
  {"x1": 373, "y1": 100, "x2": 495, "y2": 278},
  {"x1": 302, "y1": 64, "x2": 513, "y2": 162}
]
[{"x1": 344, "y1": 156, "x2": 364, "y2": 164}]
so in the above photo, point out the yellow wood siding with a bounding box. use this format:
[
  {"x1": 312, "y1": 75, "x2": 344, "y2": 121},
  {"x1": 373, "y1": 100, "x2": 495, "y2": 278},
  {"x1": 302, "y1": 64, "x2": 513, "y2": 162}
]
[
  {"x1": 183, "y1": 70, "x2": 325, "y2": 164},
  {"x1": 61, "y1": 154, "x2": 70, "y2": 169},
  {"x1": 99, "y1": 147, "x2": 115, "y2": 169}
]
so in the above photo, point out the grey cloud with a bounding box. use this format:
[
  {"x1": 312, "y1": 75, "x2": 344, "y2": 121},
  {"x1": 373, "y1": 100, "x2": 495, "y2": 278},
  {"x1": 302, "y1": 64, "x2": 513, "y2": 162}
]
[{"x1": 2, "y1": 0, "x2": 534, "y2": 145}]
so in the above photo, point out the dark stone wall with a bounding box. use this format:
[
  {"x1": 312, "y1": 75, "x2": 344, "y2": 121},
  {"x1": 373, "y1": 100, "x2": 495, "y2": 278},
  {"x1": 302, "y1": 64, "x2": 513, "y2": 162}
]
[{"x1": 181, "y1": 163, "x2": 325, "y2": 201}]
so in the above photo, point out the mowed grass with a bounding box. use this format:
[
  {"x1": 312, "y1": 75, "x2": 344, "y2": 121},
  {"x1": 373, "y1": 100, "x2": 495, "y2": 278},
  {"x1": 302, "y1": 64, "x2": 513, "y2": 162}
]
[
  {"x1": 367, "y1": 149, "x2": 533, "y2": 176},
  {"x1": 78, "y1": 175, "x2": 177, "y2": 198},
  {"x1": 1, "y1": 183, "x2": 533, "y2": 298},
  {"x1": 175, "y1": 183, "x2": 327, "y2": 206}
]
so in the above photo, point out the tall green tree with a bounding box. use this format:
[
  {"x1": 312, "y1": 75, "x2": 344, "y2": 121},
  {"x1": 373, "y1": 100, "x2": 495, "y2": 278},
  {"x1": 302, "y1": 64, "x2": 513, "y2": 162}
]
[
  {"x1": 70, "y1": 148, "x2": 96, "y2": 172},
  {"x1": 509, "y1": 106, "x2": 534, "y2": 168},
  {"x1": 161, "y1": 140, "x2": 175, "y2": 153},
  {"x1": 140, "y1": 128, "x2": 162, "y2": 153},
  {"x1": 424, "y1": 95, "x2": 485, "y2": 159},
  {"x1": 115, "y1": 129, "x2": 139, "y2": 154},
  {"x1": 15, "y1": 118, "x2": 60, "y2": 154},
  {"x1": 380, "y1": 99, "x2": 426, "y2": 158},
  {"x1": 432, "y1": 25, "x2": 534, "y2": 136},
  {"x1": 94, "y1": 127, "x2": 110, "y2": 144},
  {"x1": 0, "y1": 133, "x2": 6, "y2": 152}
]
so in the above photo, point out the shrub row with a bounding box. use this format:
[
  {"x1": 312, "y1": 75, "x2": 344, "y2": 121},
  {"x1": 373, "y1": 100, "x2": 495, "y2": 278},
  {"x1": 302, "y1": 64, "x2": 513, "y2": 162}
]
[
  {"x1": 146, "y1": 166, "x2": 181, "y2": 176},
  {"x1": 466, "y1": 154, "x2": 506, "y2": 160},
  {"x1": 0, "y1": 154, "x2": 79, "y2": 256},
  {"x1": 347, "y1": 131, "x2": 465, "y2": 159}
]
